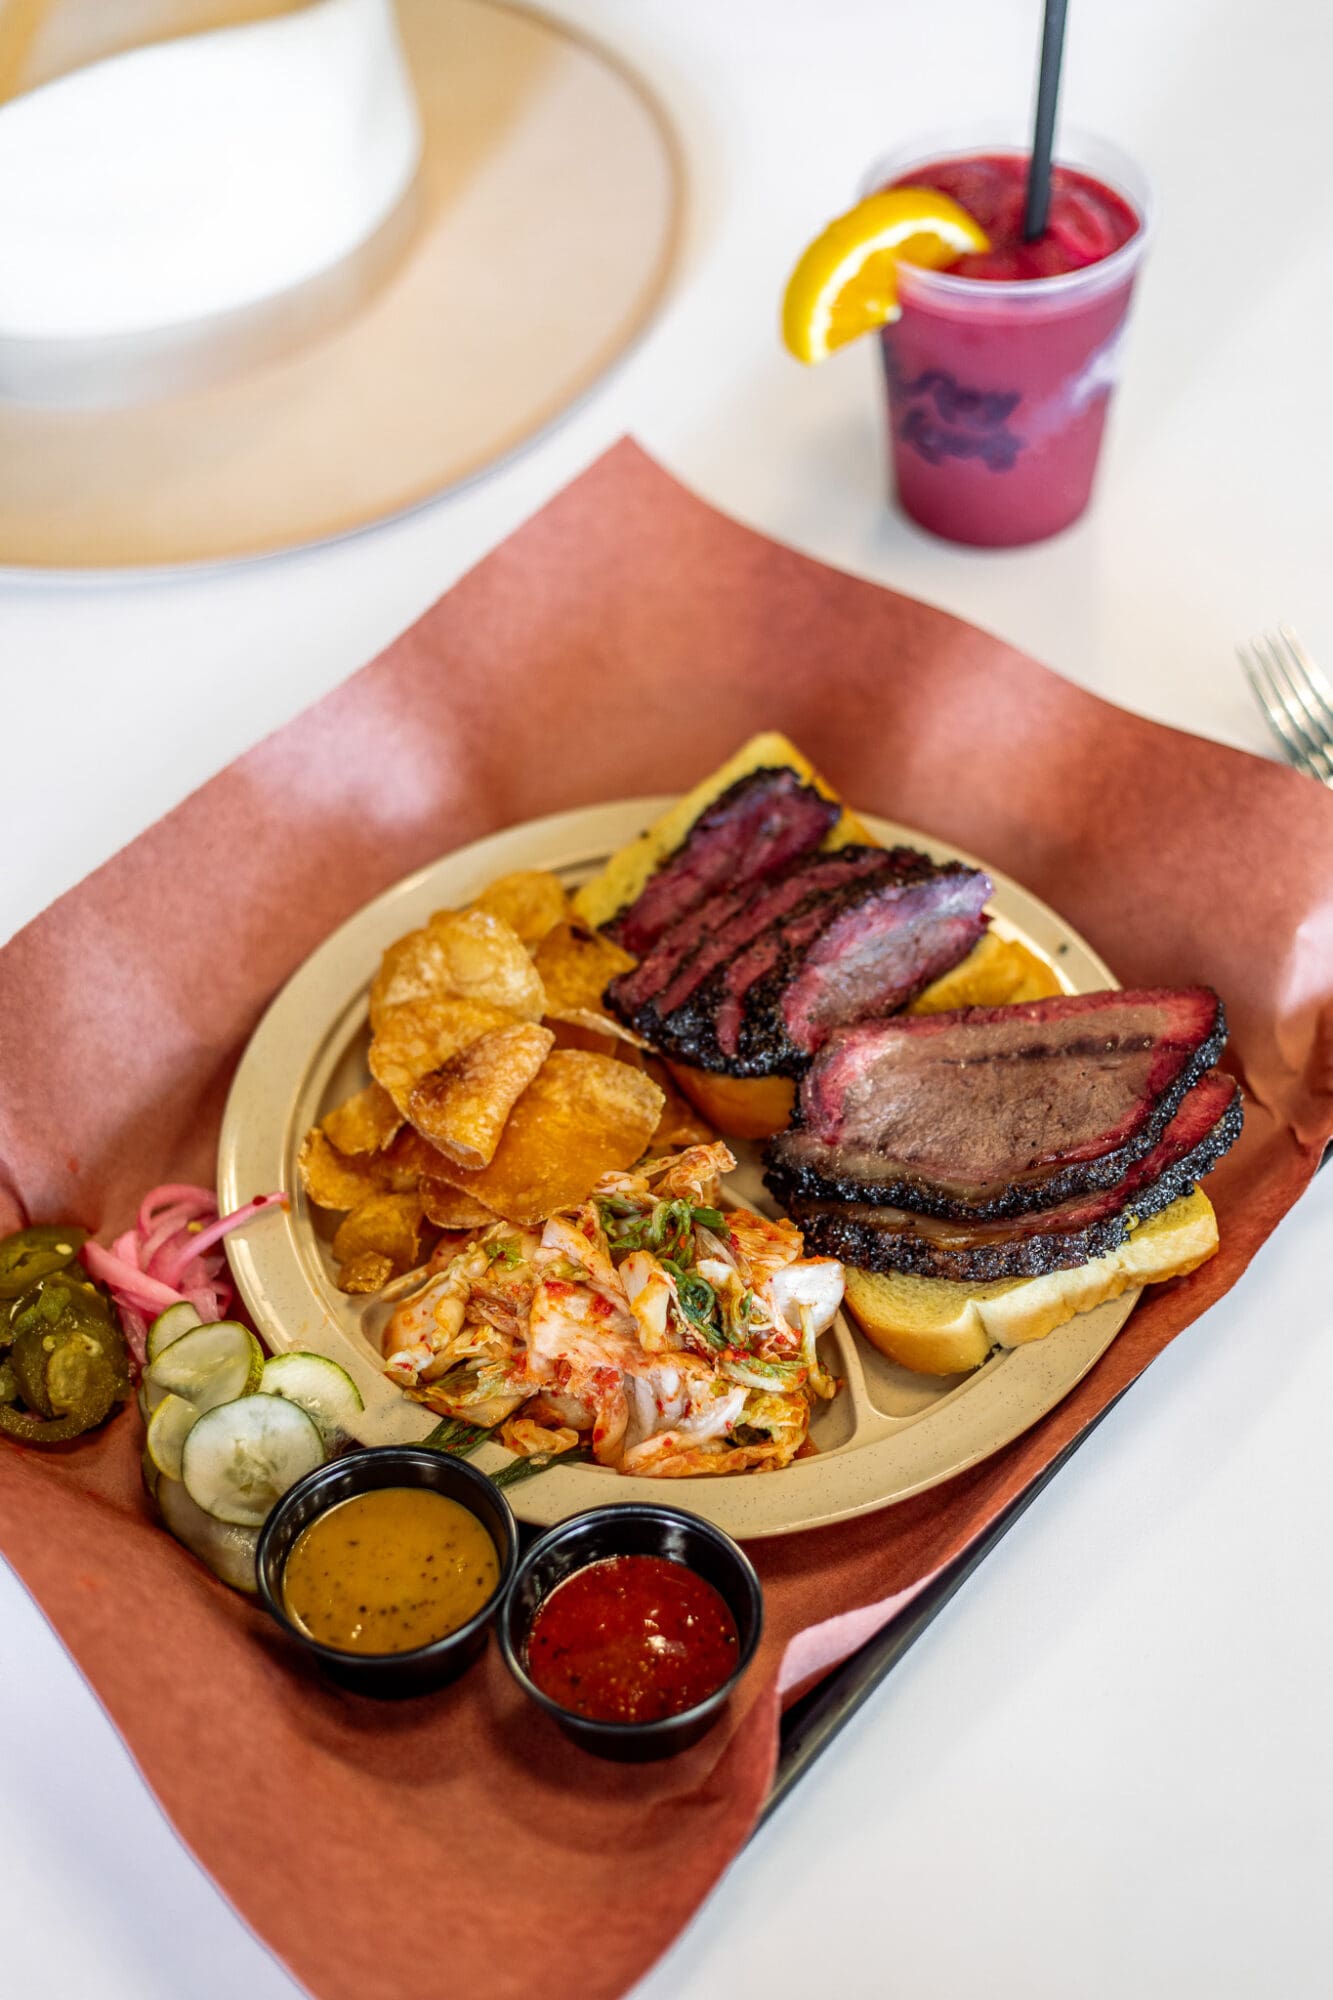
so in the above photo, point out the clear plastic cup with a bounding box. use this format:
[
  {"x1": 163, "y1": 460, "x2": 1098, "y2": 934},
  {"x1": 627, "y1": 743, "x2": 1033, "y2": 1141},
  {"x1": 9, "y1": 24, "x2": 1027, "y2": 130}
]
[{"x1": 862, "y1": 127, "x2": 1152, "y2": 547}]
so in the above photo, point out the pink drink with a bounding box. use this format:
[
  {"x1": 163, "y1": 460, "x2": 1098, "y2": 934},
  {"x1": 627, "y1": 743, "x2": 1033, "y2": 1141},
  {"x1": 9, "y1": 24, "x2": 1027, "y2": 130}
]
[{"x1": 869, "y1": 135, "x2": 1150, "y2": 546}]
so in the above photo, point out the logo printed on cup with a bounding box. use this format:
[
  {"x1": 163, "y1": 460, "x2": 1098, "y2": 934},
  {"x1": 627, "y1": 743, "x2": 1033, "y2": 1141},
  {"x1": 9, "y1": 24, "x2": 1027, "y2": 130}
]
[{"x1": 884, "y1": 353, "x2": 1024, "y2": 473}]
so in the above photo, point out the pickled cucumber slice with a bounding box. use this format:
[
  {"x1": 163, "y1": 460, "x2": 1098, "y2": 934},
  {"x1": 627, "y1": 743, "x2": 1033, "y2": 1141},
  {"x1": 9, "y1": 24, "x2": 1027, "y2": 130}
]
[
  {"x1": 145, "y1": 1321, "x2": 263, "y2": 1413},
  {"x1": 146, "y1": 1300, "x2": 202, "y2": 1363},
  {"x1": 181, "y1": 1395, "x2": 324, "y2": 1527},
  {"x1": 146, "y1": 1392, "x2": 198, "y2": 1481},
  {"x1": 259, "y1": 1352, "x2": 363, "y2": 1446},
  {"x1": 157, "y1": 1471, "x2": 260, "y2": 1593}
]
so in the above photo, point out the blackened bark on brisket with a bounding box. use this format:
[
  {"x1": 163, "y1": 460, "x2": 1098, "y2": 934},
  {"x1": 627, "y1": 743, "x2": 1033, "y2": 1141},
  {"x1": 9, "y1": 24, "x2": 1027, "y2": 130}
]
[
  {"x1": 769, "y1": 986, "x2": 1227, "y2": 1213},
  {"x1": 784, "y1": 1071, "x2": 1242, "y2": 1280},
  {"x1": 611, "y1": 854, "x2": 992, "y2": 1076},
  {"x1": 604, "y1": 767, "x2": 839, "y2": 955},
  {"x1": 609, "y1": 844, "x2": 899, "y2": 1020},
  {"x1": 775, "y1": 867, "x2": 991, "y2": 1056},
  {"x1": 696, "y1": 871, "x2": 909, "y2": 1067}
]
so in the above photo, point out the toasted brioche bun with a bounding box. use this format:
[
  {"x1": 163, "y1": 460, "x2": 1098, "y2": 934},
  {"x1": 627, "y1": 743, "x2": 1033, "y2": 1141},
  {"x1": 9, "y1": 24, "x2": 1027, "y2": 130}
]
[
  {"x1": 667, "y1": 1064, "x2": 796, "y2": 1140},
  {"x1": 844, "y1": 1188, "x2": 1220, "y2": 1377},
  {"x1": 571, "y1": 732, "x2": 873, "y2": 934}
]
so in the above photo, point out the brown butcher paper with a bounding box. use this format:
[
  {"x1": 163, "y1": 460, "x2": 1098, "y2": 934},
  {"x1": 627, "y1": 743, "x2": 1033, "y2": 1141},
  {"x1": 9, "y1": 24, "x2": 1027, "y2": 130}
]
[{"x1": 2, "y1": 442, "x2": 1332, "y2": 2000}]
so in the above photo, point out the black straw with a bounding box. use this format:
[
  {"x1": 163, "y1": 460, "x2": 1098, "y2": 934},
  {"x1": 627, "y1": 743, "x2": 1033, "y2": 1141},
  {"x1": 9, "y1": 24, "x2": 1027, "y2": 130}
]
[{"x1": 1023, "y1": 0, "x2": 1069, "y2": 241}]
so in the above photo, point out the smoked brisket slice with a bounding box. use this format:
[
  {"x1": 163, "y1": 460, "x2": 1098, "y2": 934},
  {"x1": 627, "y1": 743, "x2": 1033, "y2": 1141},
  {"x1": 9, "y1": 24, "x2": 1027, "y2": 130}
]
[
  {"x1": 772, "y1": 866, "x2": 991, "y2": 1058},
  {"x1": 629, "y1": 857, "x2": 991, "y2": 1076},
  {"x1": 774, "y1": 986, "x2": 1227, "y2": 1214},
  {"x1": 604, "y1": 767, "x2": 839, "y2": 955},
  {"x1": 784, "y1": 1070, "x2": 1242, "y2": 1281},
  {"x1": 609, "y1": 844, "x2": 902, "y2": 1020}
]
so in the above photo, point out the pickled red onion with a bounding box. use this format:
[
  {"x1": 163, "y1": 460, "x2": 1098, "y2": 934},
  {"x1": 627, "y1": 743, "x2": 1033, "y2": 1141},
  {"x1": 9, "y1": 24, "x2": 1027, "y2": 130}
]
[
  {"x1": 81, "y1": 1184, "x2": 288, "y2": 1368},
  {"x1": 80, "y1": 1243, "x2": 182, "y2": 1313},
  {"x1": 154, "y1": 1192, "x2": 287, "y2": 1290},
  {"x1": 136, "y1": 1183, "x2": 217, "y2": 1242},
  {"x1": 141, "y1": 1199, "x2": 211, "y2": 1268}
]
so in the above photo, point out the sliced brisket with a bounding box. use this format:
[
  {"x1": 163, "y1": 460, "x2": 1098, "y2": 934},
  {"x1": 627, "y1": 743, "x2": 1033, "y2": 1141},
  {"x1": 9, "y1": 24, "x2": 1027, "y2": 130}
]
[
  {"x1": 605, "y1": 767, "x2": 839, "y2": 955},
  {"x1": 770, "y1": 986, "x2": 1227, "y2": 1214},
  {"x1": 608, "y1": 844, "x2": 900, "y2": 1021},
  {"x1": 771, "y1": 865, "x2": 992, "y2": 1059},
  {"x1": 617, "y1": 856, "x2": 992, "y2": 1076},
  {"x1": 784, "y1": 1069, "x2": 1242, "y2": 1280}
]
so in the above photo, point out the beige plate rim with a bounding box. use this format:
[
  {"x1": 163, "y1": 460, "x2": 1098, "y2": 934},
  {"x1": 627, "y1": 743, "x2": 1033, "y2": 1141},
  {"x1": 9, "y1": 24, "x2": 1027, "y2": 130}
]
[{"x1": 218, "y1": 799, "x2": 1128, "y2": 1541}]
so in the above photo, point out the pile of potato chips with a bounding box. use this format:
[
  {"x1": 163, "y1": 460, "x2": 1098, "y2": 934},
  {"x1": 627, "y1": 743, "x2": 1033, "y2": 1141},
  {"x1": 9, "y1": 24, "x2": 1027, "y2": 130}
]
[{"x1": 298, "y1": 870, "x2": 711, "y2": 1292}]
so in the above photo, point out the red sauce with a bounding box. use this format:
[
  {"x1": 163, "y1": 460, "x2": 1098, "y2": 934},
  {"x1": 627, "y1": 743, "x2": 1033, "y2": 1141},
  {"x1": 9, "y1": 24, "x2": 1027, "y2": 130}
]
[{"x1": 526, "y1": 1555, "x2": 740, "y2": 1724}]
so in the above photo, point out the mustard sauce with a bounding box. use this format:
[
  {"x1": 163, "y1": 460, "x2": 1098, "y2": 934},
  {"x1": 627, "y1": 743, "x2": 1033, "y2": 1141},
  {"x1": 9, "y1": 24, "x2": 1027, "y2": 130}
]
[{"x1": 282, "y1": 1487, "x2": 499, "y2": 1655}]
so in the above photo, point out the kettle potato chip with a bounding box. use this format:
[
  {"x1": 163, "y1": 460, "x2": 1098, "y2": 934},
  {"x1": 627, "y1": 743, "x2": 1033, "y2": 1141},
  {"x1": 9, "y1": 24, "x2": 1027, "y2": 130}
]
[
  {"x1": 425, "y1": 1050, "x2": 664, "y2": 1225},
  {"x1": 300, "y1": 862, "x2": 707, "y2": 1298},
  {"x1": 331, "y1": 1192, "x2": 424, "y2": 1275},
  {"x1": 545, "y1": 1016, "x2": 638, "y2": 1059},
  {"x1": 533, "y1": 920, "x2": 647, "y2": 1046},
  {"x1": 321, "y1": 1080, "x2": 403, "y2": 1156},
  {"x1": 299, "y1": 1120, "x2": 434, "y2": 1212},
  {"x1": 418, "y1": 1179, "x2": 501, "y2": 1231},
  {"x1": 408, "y1": 1022, "x2": 554, "y2": 1170},
  {"x1": 298, "y1": 1130, "x2": 386, "y2": 1213},
  {"x1": 378, "y1": 1124, "x2": 455, "y2": 1183},
  {"x1": 644, "y1": 1056, "x2": 717, "y2": 1152},
  {"x1": 469, "y1": 870, "x2": 569, "y2": 948},
  {"x1": 369, "y1": 909, "x2": 545, "y2": 1031},
  {"x1": 369, "y1": 995, "x2": 520, "y2": 1114},
  {"x1": 533, "y1": 920, "x2": 634, "y2": 1015},
  {"x1": 543, "y1": 1003, "x2": 648, "y2": 1048}
]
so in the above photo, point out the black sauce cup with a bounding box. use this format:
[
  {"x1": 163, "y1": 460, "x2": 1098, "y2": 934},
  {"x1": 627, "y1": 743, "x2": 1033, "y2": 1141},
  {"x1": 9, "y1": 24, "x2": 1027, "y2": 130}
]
[
  {"x1": 497, "y1": 1503, "x2": 764, "y2": 1761},
  {"x1": 255, "y1": 1446, "x2": 518, "y2": 1698}
]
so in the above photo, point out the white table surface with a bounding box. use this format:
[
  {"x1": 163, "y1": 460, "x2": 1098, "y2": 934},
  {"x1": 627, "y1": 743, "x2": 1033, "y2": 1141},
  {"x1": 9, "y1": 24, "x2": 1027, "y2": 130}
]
[{"x1": 4, "y1": 2, "x2": 1332, "y2": 1995}]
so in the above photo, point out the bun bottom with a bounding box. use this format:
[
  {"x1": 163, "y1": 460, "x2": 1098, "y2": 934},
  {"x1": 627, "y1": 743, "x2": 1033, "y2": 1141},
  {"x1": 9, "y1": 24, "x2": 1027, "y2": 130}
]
[
  {"x1": 667, "y1": 1064, "x2": 796, "y2": 1140},
  {"x1": 843, "y1": 1189, "x2": 1219, "y2": 1376}
]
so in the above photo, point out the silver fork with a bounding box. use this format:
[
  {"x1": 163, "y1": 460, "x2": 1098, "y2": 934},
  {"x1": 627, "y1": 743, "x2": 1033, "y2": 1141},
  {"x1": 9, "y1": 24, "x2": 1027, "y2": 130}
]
[{"x1": 1238, "y1": 626, "x2": 1333, "y2": 787}]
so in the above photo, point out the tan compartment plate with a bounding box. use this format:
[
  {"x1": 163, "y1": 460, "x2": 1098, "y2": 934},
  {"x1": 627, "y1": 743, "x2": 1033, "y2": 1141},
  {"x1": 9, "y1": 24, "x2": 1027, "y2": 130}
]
[{"x1": 218, "y1": 801, "x2": 1130, "y2": 1539}]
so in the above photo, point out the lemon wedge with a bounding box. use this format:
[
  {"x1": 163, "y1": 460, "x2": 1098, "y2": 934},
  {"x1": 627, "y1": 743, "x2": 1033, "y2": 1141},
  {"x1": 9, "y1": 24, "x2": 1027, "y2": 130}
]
[{"x1": 782, "y1": 188, "x2": 990, "y2": 363}]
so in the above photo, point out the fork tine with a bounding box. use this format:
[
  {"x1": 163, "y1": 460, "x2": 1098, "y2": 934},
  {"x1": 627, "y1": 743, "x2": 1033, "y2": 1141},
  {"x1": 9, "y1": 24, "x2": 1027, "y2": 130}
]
[
  {"x1": 1239, "y1": 639, "x2": 1324, "y2": 782},
  {"x1": 1237, "y1": 640, "x2": 1271, "y2": 731},
  {"x1": 1276, "y1": 625, "x2": 1333, "y2": 740},
  {"x1": 1256, "y1": 632, "x2": 1333, "y2": 779}
]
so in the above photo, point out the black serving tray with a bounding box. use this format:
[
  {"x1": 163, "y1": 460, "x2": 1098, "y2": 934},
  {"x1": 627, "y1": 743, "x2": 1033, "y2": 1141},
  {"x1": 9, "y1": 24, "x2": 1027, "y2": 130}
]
[
  {"x1": 762, "y1": 1390, "x2": 1128, "y2": 1825},
  {"x1": 763, "y1": 1136, "x2": 1333, "y2": 1818}
]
